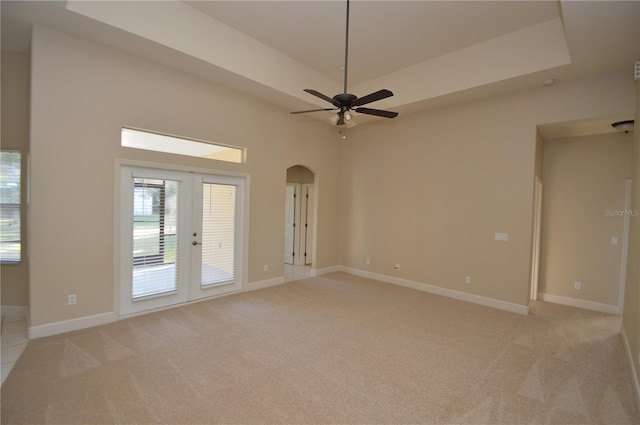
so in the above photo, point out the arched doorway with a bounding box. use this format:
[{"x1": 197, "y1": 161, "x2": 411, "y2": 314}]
[{"x1": 284, "y1": 165, "x2": 316, "y2": 281}]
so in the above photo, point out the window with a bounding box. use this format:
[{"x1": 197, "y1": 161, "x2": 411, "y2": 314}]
[
  {"x1": 121, "y1": 128, "x2": 245, "y2": 163},
  {"x1": 0, "y1": 151, "x2": 21, "y2": 263}
]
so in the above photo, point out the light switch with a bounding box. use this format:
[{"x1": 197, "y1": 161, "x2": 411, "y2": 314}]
[
  {"x1": 495, "y1": 232, "x2": 509, "y2": 242},
  {"x1": 611, "y1": 236, "x2": 619, "y2": 246}
]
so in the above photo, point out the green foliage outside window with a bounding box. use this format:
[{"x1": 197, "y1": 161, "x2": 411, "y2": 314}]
[{"x1": 1, "y1": 151, "x2": 21, "y2": 263}]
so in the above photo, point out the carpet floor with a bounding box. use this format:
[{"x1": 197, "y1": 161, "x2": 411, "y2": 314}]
[{"x1": 1, "y1": 272, "x2": 638, "y2": 424}]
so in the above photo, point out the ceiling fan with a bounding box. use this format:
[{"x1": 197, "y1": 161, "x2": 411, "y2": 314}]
[{"x1": 290, "y1": 0, "x2": 398, "y2": 127}]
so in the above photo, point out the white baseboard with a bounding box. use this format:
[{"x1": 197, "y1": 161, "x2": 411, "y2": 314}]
[
  {"x1": 313, "y1": 266, "x2": 340, "y2": 276},
  {"x1": 28, "y1": 312, "x2": 115, "y2": 339},
  {"x1": 537, "y1": 292, "x2": 620, "y2": 314},
  {"x1": 1, "y1": 305, "x2": 28, "y2": 318},
  {"x1": 245, "y1": 276, "x2": 285, "y2": 291},
  {"x1": 24, "y1": 266, "x2": 533, "y2": 338},
  {"x1": 339, "y1": 266, "x2": 529, "y2": 315},
  {"x1": 621, "y1": 327, "x2": 640, "y2": 410},
  {"x1": 245, "y1": 266, "x2": 340, "y2": 291}
]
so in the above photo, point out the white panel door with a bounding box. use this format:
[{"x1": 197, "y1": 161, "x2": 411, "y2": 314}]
[
  {"x1": 301, "y1": 184, "x2": 314, "y2": 265},
  {"x1": 284, "y1": 183, "x2": 298, "y2": 264}
]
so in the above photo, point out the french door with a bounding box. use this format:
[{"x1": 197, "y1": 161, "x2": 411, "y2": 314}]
[{"x1": 119, "y1": 166, "x2": 245, "y2": 316}]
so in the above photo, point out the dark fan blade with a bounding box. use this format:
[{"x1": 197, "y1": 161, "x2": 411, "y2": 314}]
[
  {"x1": 355, "y1": 107, "x2": 399, "y2": 119},
  {"x1": 290, "y1": 108, "x2": 337, "y2": 115},
  {"x1": 351, "y1": 89, "x2": 393, "y2": 107},
  {"x1": 304, "y1": 89, "x2": 339, "y2": 106}
]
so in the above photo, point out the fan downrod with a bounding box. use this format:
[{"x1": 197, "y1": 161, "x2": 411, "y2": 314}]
[{"x1": 289, "y1": 0, "x2": 398, "y2": 124}]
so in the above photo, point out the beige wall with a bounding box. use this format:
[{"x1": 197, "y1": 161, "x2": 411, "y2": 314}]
[
  {"x1": 339, "y1": 71, "x2": 636, "y2": 308},
  {"x1": 28, "y1": 25, "x2": 340, "y2": 327},
  {"x1": 539, "y1": 133, "x2": 632, "y2": 307},
  {"x1": 24, "y1": 21, "x2": 640, "y2": 333},
  {"x1": 534, "y1": 128, "x2": 544, "y2": 180},
  {"x1": 1, "y1": 52, "x2": 30, "y2": 308},
  {"x1": 622, "y1": 75, "x2": 640, "y2": 398},
  {"x1": 287, "y1": 165, "x2": 315, "y2": 184}
]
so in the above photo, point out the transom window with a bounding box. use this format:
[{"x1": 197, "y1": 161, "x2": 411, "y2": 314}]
[{"x1": 121, "y1": 128, "x2": 244, "y2": 164}]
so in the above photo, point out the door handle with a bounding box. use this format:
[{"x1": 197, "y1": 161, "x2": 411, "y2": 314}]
[{"x1": 192, "y1": 241, "x2": 201, "y2": 246}]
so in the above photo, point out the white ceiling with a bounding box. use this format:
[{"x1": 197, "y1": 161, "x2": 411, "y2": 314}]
[{"x1": 2, "y1": 1, "x2": 639, "y2": 136}]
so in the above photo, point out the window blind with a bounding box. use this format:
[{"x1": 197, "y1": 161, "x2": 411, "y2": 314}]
[
  {"x1": 0, "y1": 151, "x2": 21, "y2": 263},
  {"x1": 201, "y1": 183, "x2": 236, "y2": 286},
  {"x1": 131, "y1": 177, "x2": 180, "y2": 299}
]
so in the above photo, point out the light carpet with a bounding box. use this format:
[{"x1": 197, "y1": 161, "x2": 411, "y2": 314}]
[{"x1": 1, "y1": 272, "x2": 638, "y2": 424}]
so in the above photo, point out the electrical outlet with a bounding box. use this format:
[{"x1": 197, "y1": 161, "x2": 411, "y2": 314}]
[
  {"x1": 394, "y1": 264, "x2": 400, "y2": 271},
  {"x1": 366, "y1": 258, "x2": 371, "y2": 265},
  {"x1": 68, "y1": 294, "x2": 77, "y2": 305},
  {"x1": 263, "y1": 264, "x2": 268, "y2": 272},
  {"x1": 574, "y1": 281, "x2": 582, "y2": 290},
  {"x1": 465, "y1": 276, "x2": 471, "y2": 284}
]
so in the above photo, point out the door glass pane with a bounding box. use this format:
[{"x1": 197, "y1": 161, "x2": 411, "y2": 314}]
[
  {"x1": 0, "y1": 152, "x2": 21, "y2": 204},
  {"x1": 201, "y1": 183, "x2": 236, "y2": 286},
  {"x1": 132, "y1": 178, "x2": 179, "y2": 299},
  {"x1": 0, "y1": 206, "x2": 20, "y2": 262},
  {"x1": 0, "y1": 151, "x2": 21, "y2": 262}
]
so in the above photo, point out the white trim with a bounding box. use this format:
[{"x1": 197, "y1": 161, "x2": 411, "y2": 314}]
[
  {"x1": 113, "y1": 160, "x2": 122, "y2": 319},
  {"x1": 339, "y1": 266, "x2": 529, "y2": 315},
  {"x1": 28, "y1": 312, "x2": 115, "y2": 339},
  {"x1": 245, "y1": 276, "x2": 285, "y2": 291},
  {"x1": 118, "y1": 290, "x2": 242, "y2": 320},
  {"x1": 114, "y1": 158, "x2": 249, "y2": 179},
  {"x1": 1, "y1": 305, "x2": 27, "y2": 318},
  {"x1": 530, "y1": 177, "x2": 543, "y2": 301},
  {"x1": 621, "y1": 327, "x2": 640, "y2": 410},
  {"x1": 537, "y1": 292, "x2": 620, "y2": 314},
  {"x1": 314, "y1": 266, "x2": 340, "y2": 276}
]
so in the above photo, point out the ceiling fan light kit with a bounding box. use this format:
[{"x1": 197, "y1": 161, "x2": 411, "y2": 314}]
[{"x1": 290, "y1": 0, "x2": 398, "y2": 127}]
